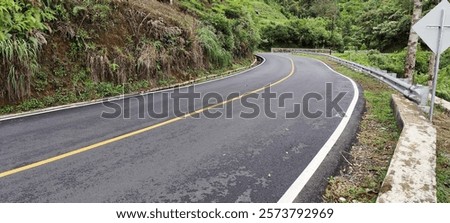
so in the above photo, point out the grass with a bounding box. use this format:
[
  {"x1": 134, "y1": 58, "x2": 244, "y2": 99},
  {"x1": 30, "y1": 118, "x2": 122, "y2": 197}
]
[
  {"x1": 433, "y1": 109, "x2": 450, "y2": 203},
  {"x1": 0, "y1": 37, "x2": 40, "y2": 102},
  {"x1": 233, "y1": 0, "x2": 288, "y2": 27},
  {"x1": 298, "y1": 53, "x2": 401, "y2": 203},
  {"x1": 197, "y1": 26, "x2": 232, "y2": 68}
]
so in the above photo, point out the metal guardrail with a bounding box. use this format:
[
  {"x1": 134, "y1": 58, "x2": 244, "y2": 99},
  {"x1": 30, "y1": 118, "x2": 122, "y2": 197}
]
[
  {"x1": 325, "y1": 54, "x2": 429, "y2": 105},
  {"x1": 273, "y1": 48, "x2": 429, "y2": 106},
  {"x1": 272, "y1": 48, "x2": 332, "y2": 55}
]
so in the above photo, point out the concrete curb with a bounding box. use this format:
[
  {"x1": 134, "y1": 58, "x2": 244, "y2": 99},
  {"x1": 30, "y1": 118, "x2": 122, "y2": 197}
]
[
  {"x1": 0, "y1": 56, "x2": 262, "y2": 122},
  {"x1": 429, "y1": 95, "x2": 450, "y2": 114},
  {"x1": 377, "y1": 94, "x2": 437, "y2": 203}
]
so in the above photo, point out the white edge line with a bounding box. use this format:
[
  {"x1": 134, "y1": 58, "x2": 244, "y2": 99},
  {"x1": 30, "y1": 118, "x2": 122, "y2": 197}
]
[
  {"x1": 0, "y1": 55, "x2": 266, "y2": 122},
  {"x1": 277, "y1": 56, "x2": 360, "y2": 203}
]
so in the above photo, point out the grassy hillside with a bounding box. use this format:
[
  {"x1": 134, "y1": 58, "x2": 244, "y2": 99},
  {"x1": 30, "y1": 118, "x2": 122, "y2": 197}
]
[
  {"x1": 1, "y1": 1, "x2": 196, "y2": 109},
  {"x1": 0, "y1": 0, "x2": 263, "y2": 112}
]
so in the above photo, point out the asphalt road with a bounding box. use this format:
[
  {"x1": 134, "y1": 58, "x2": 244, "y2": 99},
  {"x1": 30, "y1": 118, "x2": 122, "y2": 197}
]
[{"x1": 0, "y1": 53, "x2": 360, "y2": 202}]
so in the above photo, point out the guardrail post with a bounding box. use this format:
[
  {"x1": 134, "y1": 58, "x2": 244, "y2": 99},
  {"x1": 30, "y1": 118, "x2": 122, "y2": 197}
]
[{"x1": 414, "y1": 86, "x2": 430, "y2": 107}]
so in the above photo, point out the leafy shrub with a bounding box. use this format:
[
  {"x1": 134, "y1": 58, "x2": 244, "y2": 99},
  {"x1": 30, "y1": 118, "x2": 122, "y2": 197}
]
[
  {"x1": 0, "y1": 105, "x2": 14, "y2": 114},
  {"x1": 183, "y1": 0, "x2": 261, "y2": 60},
  {"x1": 0, "y1": 37, "x2": 40, "y2": 101},
  {"x1": 230, "y1": 10, "x2": 261, "y2": 57},
  {"x1": 94, "y1": 82, "x2": 123, "y2": 97},
  {"x1": 0, "y1": 0, "x2": 55, "y2": 102},
  {"x1": 261, "y1": 17, "x2": 342, "y2": 50},
  {"x1": 18, "y1": 98, "x2": 45, "y2": 111},
  {"x1": 0, "y1": 0, "x2": 55, "y2": 41},
  {"x1": 197, "y1": 26, "x2": 232, "y2": 68},
  {"x1": 127, "y1": 80, "x2": 150, "y2": 92},
  {"x1": 53, "y1": 90, "x2": 78, "y2": 104},
  {"x1": 33, "y1": 71, "x2": 49, "y2": 92},
  {"x1": 437, "y1": 66, "x2": 450, "y2": 100},
  {"x1": 260, "y1": 23, "x2": 292, "y2": 48}
]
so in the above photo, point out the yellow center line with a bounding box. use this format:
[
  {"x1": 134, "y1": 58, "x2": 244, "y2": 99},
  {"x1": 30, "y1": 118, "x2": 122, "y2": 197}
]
[{"x1": 0, "y1": 57, "x2": 295, "y2": 179}]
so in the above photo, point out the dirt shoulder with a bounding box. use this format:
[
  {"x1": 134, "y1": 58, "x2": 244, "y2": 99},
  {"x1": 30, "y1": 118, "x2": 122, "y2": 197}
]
[{"x1": 434, "y1": 109, "x2": 450, "y2": 203}]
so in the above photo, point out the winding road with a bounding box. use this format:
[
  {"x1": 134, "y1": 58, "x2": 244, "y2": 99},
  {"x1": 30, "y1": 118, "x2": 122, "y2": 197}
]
[{"x1": 0, "y1": 53, "x2": 362, "y2": 203}]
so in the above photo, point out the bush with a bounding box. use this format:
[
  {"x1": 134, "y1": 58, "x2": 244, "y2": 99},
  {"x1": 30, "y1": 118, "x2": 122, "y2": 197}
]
[
  {"x1": 230, "y1": 11, "x2": 260, "y2": 58},
  {"x1": 95, "y1": 82, "x2": 122, "y2": 97},
  {"x1": 335, "y1": 49, "x2": 450, "y2": 101},
  {"x1": 0, "y1": 105, "x2": 14, "y2": 114},
  {"x1": 197, "y1": 26, "x2": 232, "y2": 68},
  {"x1": 18, "y1": 98, "x2": 45, "y2": 111},
  {"x1": 290, "y1": 18, "x2": 331, "y2": 48},
  {"x1": 0, "y1": 0, "x2": 55, "y2": 103},
  {"x1": 261, "y1": 17, "x2": 341, "y2": 50},
  {"x1": 0, "y1": 0, "x2": 55, "y2": 41},
  {"x1": 437, "y1": 66, "x2": 450, "y2": 100},
  {"x1": 260, "y1": 23, "x2": 292, "y2": 49}
]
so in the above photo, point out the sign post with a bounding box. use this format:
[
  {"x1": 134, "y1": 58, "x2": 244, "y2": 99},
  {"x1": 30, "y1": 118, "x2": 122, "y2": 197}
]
[
  {"x1": 429, "y1": 9, "x2": 445, "y2": 122},
  {"x1": 412, "y1": 0, "x2": 450, "y2": 122}
]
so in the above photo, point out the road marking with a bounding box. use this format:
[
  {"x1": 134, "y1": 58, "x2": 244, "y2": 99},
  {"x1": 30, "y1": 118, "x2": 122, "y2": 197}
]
[
  {"x1": 278, "y1": 56, "x2": 360, "y2": 203},
  {"x1": 0, "y1": 57, "x2": 295, "y2": 179}
]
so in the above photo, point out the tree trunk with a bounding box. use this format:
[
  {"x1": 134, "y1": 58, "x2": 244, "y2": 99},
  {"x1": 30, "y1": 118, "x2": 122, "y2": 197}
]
[
  {"x1": 428, "y1": 53, "x2": 436, "y2": 87},
  {"x1": 404, "y1": 0, "x2": 423, "y2": 80}
]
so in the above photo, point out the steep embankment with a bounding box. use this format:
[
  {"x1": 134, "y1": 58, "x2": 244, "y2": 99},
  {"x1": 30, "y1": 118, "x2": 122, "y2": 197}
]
[
  {"x1": 38, "y1": 0, "x2": 204, "y2": 97},
  {"x1": 0, "y1": 0, "x2": 260, "y2": 113},
  {"x1": 1, "y1": 0, "x2": 201, "y2": 111}
]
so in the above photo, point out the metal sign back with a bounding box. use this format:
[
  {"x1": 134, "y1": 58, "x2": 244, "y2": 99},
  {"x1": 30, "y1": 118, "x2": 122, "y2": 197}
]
[{"x1": 413, "y1": 0, "x2": 450, "y2": 54}]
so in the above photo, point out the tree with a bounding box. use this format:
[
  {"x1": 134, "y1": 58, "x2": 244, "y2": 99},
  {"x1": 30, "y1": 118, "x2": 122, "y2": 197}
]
[
  {"x1": 428, "y1": 53, "x2": 436, "y2": 87},
  {"x1": 404, "y1": 0, "x2": 423, "y2": 80}
]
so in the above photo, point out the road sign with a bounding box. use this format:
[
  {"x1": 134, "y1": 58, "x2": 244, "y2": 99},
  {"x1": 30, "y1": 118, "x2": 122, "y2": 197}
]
[
  {"x1": 412, "y1": 0, "x2": 450, "y2": 121},
  {"x1": 413, "y1": 0, "x2": 450, "y2": 54}
]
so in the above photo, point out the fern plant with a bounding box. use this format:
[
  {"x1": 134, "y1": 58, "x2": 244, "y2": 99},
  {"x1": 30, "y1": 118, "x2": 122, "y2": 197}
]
[{"x1": 0, "y1": 0, "x2": 55, "y2": 102}]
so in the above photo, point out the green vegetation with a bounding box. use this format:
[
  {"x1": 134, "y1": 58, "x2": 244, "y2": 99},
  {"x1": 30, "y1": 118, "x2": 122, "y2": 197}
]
[
  {"x1": 180, "y1": 0, "x2": 262, "y2": 59},
  {"x1": 0, "y1": 0, "x2": 55, "y2": 102},
  {"x1": 0, "y1": 0, "x2": 55, "y2": 41},
  {"x1": 197, "y1": 26, "x2": 232, "y2": 68},
  {"x1": 1, "y1": 0, "x2": 202, "y2": 111},
  {"x1": 334, "y1": 50, "x2": 450, "y2": 101},
  {"x1": 436, "y1": 152, "x2": 450, "y2": 203},
  {"x1": 434, "y1": 108, "x2": 450, "y2": 203}
]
